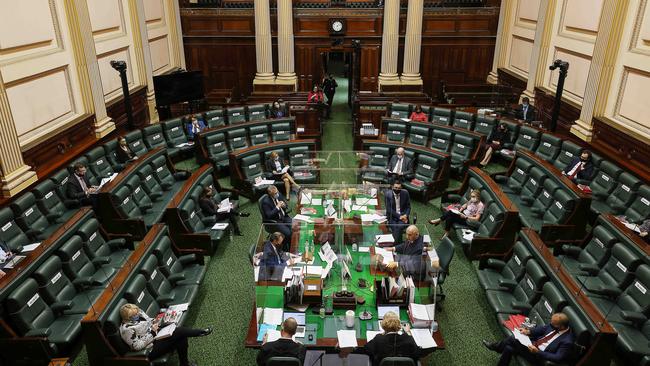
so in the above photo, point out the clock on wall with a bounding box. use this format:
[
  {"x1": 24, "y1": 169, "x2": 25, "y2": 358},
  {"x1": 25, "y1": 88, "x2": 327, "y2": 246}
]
[{"x1": 329, "y1": 19, "x2": 346, "y2": 35}]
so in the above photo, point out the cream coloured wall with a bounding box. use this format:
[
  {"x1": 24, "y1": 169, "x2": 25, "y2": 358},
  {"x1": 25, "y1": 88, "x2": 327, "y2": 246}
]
[
  {"x1": 539, "y1": 0, "x2": 604, "y2": 104},
  {"x1": 87, "y1": 0, "x2": 142, "y2": 101},
  {"x1": 0, "y1": 0, "x2": 86, "y2": 148},
  {"x1": 503, "y1": 0, "x2": 540, "y2": 78},
  {"x1": 143, "y1": 0, "x2": 176, "y2": 75},
  {"x1": 604, "y1": 0, "x2": 650, "y2": 142}
]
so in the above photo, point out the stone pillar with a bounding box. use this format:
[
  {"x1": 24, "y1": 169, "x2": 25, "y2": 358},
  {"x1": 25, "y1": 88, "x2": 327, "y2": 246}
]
[
  {"x1": 64, "y1": 0, "x2": 116, "y2": 137},
  {"x1": 253, "y1": 0, "x2": 275, "y2": 85},
  {"x1": 129, "y1": 0, "x2": 159, "y2": 123},
  {"x1": 169, "y1": 0, "x2": 187, "y2": 69},
  {"x1": 521, "y1": 0, "x2": 551, "y2": 104},
  {"x1": 276, "y1": 0, "x2": 297, "y2": 90},
  {"x1": 571, "y1": 0, "x2": 629, "y2": 142},
  {"x1": 0, "y1": 74, "x2": 37, "y2": 197},
  {"x1": 378, "y1": 0, "x2": 401, "y2": 88},
  {"x1": 401, "y1": 0, "x2": 424, "y2": 85},
  {"x1": 487, "y1": 0, "x2": 512, "y2": 84}
]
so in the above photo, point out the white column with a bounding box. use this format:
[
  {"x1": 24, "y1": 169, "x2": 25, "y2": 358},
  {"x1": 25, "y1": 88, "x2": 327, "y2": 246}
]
[
  {"x1": 0, "y1": 73, "x2": 37, "y2": 197},
  {"x1": 378, "y1": 0, "x2": 401, "y2": 88},
  {"x1": 521, "y1": 0, "x2": 551, "y2": 104},
  {"x1": 276, "y1": 0, "x2": 297, "y2": 89},
  {"x1": 401, "y1": 0, "x2": 424, "y2": 85},
  {"x1": 571, "y1": 0, "x2": 629, "y2": 141},
  {"x1": 487, "y1": 0, "x2": 511, "y2": 84},
  {"x1": 65, "y1": 0, "x2": 116, "y2": 137},
  {"x1": 129, "y1": 0, "x2": 159, "y2": 123},
  {"x1": 253, "y1": 0, "x2": 275, "y2": 84},
  {"x1": 169, "y1": 0, "x2": 186, "y2": 69}
]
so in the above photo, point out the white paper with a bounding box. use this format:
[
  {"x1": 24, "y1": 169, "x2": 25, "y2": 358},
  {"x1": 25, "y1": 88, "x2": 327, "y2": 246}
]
[
  {"x1": 21, "y1": 243, "x2": 42, "y2": 253},
  {"x1": 211, "y1": 222, "x2": 229, "y2": 230},
  {"x1": 300, "y1": 192, "x2": 312, "y2": 203},
  {"x1": 410, "y1": 303, "x2": 435, "y2": 321},
  {"x1": 366, "y1": 330, "x2": 382, "y2": 342},
  {"x1": 176, "y1": 142, "x2": 194, "y2": 148},
  {"x1": 254, "y1": 266, "x2": 260, "y2": 281},
  {"x1": 337, "y1": 330, "x2": 358, "y2": 348},
  {"x1": 356, "y1": 198, "x2": 378, "y2": 206},
  {"x1": 378, "y1": 306, "x2": 400, "y2": 319},
  {"x1": 374, "y1": 247, "x2": 394, "y2": 265},
  {"x1": 167, "y1": 303, "x2": 189, "y2": 312},
  {"x1": 423, "y1": 235, "x2": 432, "y2": 244},
  {"x1": 623, "y1": 222, "x2": 641, "y2": 233},
  {"x1": 411, "y1": 328, "x2": 437, "y2": 349},
  {"x1": 280, "y1": 166, "x2": 290, "y2": 174},
  {"x1": 155, "y1": 323, "x2": 177, "y2": 340},
  {"x1": 358, "y1": 246, "x2": 371, "y2": 253},
  {"x1": 311, "y1": 198, "x2": 322, "y2": 206},
  {"x1": 306, "y1": 266, "x2": 323, "y2": 277},
  {"x1": 325, "y1": 205, "x2": 336, "y2": 218},
  {"x1": 293, "y1": 214, "x2": 313, "y2": 223},
  {"x1": 217, "y1": 198, "x2": 231, "y2": 213},
  {"x1": 263, "y1": 308, "x2": 284, "y2": 325},
  {"x1": 3, "y1": 255, "x2": 25, "y2": 269},
  {"x1": 321, "y1": 262, "x2": 332, "y2": 279},
  {"x1": 266, "y1": 329, "x2": 282, "y2": 342},
  {"x1": 255, "y1": 179, "x2": 276, "y2": 187},
  {"x1": 462, "y1": 229, "x2": 475, "y2": 241},
  {"x1": 351, "y1": 205, "x2": 367, "y2": 212},
  {"x1": 513, "y1": 329, "x2": 532, "y2": 347},
  {"x1": 375, "y1": 234, "x2": 395, "y2": 244}
]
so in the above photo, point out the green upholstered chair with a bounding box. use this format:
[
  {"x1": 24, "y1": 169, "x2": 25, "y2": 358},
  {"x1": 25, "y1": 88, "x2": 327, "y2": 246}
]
[
  {"x1": 138, "y1": 255, "x2": 199, "y2": 307},
  {"x1": 250, "y1": 125, "x2": 270, "y2": 146},
  {"x1": 379, "y1": 357, "x2": 415, "y2": 366},
  {"x1": 142, "y1": 124, "x2": 167, "y2": 150},
  {"x1": 485, "y1": 259, "x2": 548, "y2": 314},
  {"x1": 125, "y1": 175, "x2": 153, "y2": 213},
  {"x1": 113, "y1": 186, "x2": 143, "y2": 220},
  {"x1": 386, "y1": 122, "x2": 406, "y2": 143},
  {"x1": 553, "y1": 140, "x2": 582, "y2": 171},
  {"x1": 77, "y1": 218, "x2": 130, "y2": 269},
  {"x1": 361, "y1": 146, "x2": 390, "y2": 183},
  {"x1": 152, "y1": 236, "x2": 206, "y2": 286},
  {"x1": 227, "y1": 106, "x2": 246, "y2": 124},
  {"x1": 125, "y1": 130, "x2": 148, "y2": 157},
  {"x1": 388, "y1": 103, "x2": 411, "y2": 119},
  {"x1": 288, "y1": 146, "x2": 318, "y2": 185},
  {"x1": 402, "y1": 154, "x2": 439, "y2": 200},
  {"x1": 575, "y1": 243, "x2": 642, "y2": 294},
  {"x1": 529, "y1": 179, "x2": 561, "y2": 218},
  {"x1": 32, "y1": 179, "x2": 77, "y2": 223},
  {"x1": 408, "y1": 126, "x2": 430, "y2": 146},
  {"x1": 85, "y1": 146, "x2": 115, "y2": 179},
  {"x1": 534, "y1": 133, "x2": 562, "y2": 162},
  {"x1": 204, "y1": 108, "x2": 225, "y2": 127},
  {"x1": 103, "y1": 139, "x2": 126, "y2": 171},
  {"x1": 56, "y1": 235, "x2": 116, "y2": 288},
  {"x1": 247, "y1": 104, "x2": 268, "y2": 121},
  {"x1": 473, "y1": 115, "x2": 497, "y2": 136},
  {"x1": 556, "y1": 225, "x2": 618, "y2": 275},
  {"x1": 431, "y1": 107, "x2": 453, "y2": 125},
  {"x1": 449, "y1": 135, "x2": 475, "y2": 175},
  {"x1": 205, "y1": 133, "x2": 230, "y2": 171},
  {"x1": 0, "y1": 207, "x2": 31, "y2": 252},
  {"x1": 430, "y1": 130, "x2": 452, "y2": 152},
  {"x1": 227, "y1": 128, "x2": 249, "y2": 151},
  {"x1": 621, "y1": 185, "x2": 650, "y2": 223},
  {"x1": 136, "y1": 165, "x2": 164, "y2": 202},
  {"x1": 123, "y1": 274, "x2": 162, "y2": 317},
  {"x1": 10, "y1": 192, "x2": 53, "y2": 241},
  {"x1": 150, "y1": 155, "x2": 176, "y2": 191},
  {"x1": 272, "y1": 122, "x2": 292, "y2": 142},
  {"x1": 519, "y1": 167, "x2": 546, "y2": 206},
  {"x1": 452, "y1": 111, "x2": 475, "y2": 130},
  {"x1": 601, "y1": 172, "x2": 642, "y2": 215},
  {"x1": 478, "y1": 241, "x2": 533, "y2": 291}
]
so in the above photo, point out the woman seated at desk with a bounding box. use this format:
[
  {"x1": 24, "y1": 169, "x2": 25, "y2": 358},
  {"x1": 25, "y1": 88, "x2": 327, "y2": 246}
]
[
  {"x1": 116, "y1": 136, "x2": 137, "y2": 164},
  {"x1": 409, "y1": 105, "x2": 428, "y2": 122},
  {"x1": 270, "y1": 100, "x2": 285, "y2": 119}
]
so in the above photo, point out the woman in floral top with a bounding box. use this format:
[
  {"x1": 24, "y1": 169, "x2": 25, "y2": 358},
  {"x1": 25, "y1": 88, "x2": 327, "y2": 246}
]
[
  {"x1": 429, "y1": 189, "x2": 485, "y2": 238},
  {"x1": 119, "y1": 303, "x2": 212, "y2": 366}
]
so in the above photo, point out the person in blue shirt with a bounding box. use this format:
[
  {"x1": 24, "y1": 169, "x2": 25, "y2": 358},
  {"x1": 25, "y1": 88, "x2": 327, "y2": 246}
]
[
  {"x1": 259, "y1": 232, "x2": 297, "y2": 281},
  {"x1": 186, "y1": 115, "x2": 206, "y2": 141}
]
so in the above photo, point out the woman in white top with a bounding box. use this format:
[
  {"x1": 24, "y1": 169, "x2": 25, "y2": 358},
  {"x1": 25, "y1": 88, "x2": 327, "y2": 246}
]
[
  {"x1": 119, "y1": 303, "x2": 212, "y2": 366},
  {"x1": 429, "y1": 189, "x2": 485, "y2": 238}
]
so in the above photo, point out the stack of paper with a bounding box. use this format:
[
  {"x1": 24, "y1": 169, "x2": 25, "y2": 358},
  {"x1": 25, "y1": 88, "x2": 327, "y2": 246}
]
[
  {"x1": 21, "y1": 243, "x2": 42, "y2": 253},
  {"x1": 356, "y1": 198, "x2": 378, "y2": 206},
  {"x1": 305, "y1": 265, "x2": 323, "y2": 277},
  {"x1": 461, "y1": 229, "x2": 475, "y2": 242},
  {"x1": 513, "y1": 329, "x2": 532, "y2": 346},
  {"x1": 374, "y1": 247, "x2": 394, "y2": 265},
  {"x1": 409, "y1": 303, "x2": 435, "y2": 328},
  {"x1": 351, "y1": 205, "x2": 367, "y2": 212},
  {"x1": 254, "y1": 179, "x2": 276, "y2": 187},
  {"x1": 337, "y1": 330, "x2": 358, "y2": 348},
  {"x1": 411, "y1": 328, "x2": 437, "y2": 349}
]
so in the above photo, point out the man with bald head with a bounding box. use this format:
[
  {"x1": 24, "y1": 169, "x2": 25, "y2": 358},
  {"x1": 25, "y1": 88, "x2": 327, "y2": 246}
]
[
  {"x1": 386, "y1": 147, "x2": 413, "y2": 184},
  {"x1": 385, "y1": 225, "x2": 424, "y2": 279},
  {"x1": 483, "y1": 312, "x2": 575, "y2": 366},
  {"x1": 257, "y1": 317, "x2": 306, "y2": 366}
]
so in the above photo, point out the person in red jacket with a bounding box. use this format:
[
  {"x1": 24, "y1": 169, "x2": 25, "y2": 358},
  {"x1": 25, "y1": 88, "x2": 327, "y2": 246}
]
[
  {"x1": 307, "y1": 85, "x2": 324, "y2": 104},
  {"x1": 409, "y1": 105, "x2": 428, "y2": 122}
]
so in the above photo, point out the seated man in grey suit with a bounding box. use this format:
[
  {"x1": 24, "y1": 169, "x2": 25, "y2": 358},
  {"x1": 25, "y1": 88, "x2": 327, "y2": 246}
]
[{"x1": 385, "y1": 147, "x2": 413, "y2": 185}]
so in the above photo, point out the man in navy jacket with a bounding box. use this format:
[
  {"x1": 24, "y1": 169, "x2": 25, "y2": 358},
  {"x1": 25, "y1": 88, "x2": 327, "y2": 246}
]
[
  {"x1": 385, "y1": 181, "x2": 411, "y2": 244},
  {"x1": 261, "y1": 186, "x2": 293, "y2": 250},
  {"x1": 562, "y1": 150, "x2": 595, "y2": 183},
  {"x1": 259, "y1": 232, "x2": 290, "y2": 281},
  {"x1": 483, "y1": 312, "x2": 575, "y2": 366}
]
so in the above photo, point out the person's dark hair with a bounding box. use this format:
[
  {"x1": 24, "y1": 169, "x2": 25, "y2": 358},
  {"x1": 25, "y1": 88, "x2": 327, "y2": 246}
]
[
  {"x1": 415, "y1": 104, "x2": 422, "y2": 113},
  {"x1": 581, "y1": 149, "x2": 592, "y2": 159},
  {"x1": 200, "y1": 186, "x2": 212, "y2": 199},
  {"x1": 392, "y1": 180, "x2": 402, "y2": 188},
  {"x1": 73, "y1": 162, "x2": 86, "y2": 171},
  {"x1": 269, "y1": 232, "x2": 284, "y2": 243},
  {"x1": 522, "y1": 97, "x2": 530, "y2": 104}
]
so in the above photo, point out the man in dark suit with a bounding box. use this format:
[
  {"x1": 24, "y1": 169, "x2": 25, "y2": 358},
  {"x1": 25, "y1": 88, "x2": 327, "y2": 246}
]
[
  {"x1": 322, "y1": 74, "x2": 338, "y2": 118},
  {"x1": 385, "y1": 225, "x2": 425, "y2": 279},
  {"x1": 385, "y1": 147, "x2": 413, "y2": 184},
  {"x1": 66, "y1": 163, "x2": 97, "y2": 207},
  {"x1": 198, "y1": 186, "x2": 249, "y2": 236},
  {"x1": 258, "y1": 232, "x2": 294, "y2": 281},
  {"x1": 515, "y1": 97, "x2": 536, "y2": 122},
  {"x1": 385, "y1": 181, "x2": 411, "y2": 244},
  {"x1": 562, "y1": 149, "x2": 595, "y2": 183},
  {"x1": 257, "y1": 317, "x2": 306, "y2": 366},
  {"x1": 483, "y1": 312, "x2": 575, "y2": 366},
  {"x1": 261, "y1": 186, "x2": 293, "y2": 251}
]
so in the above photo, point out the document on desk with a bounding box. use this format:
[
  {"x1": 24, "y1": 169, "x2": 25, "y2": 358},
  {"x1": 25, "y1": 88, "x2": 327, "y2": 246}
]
[
  {"x1": 337, "y1": 330, "x2": 358, "y2": 348},
  {"x1": 356, "y1": 198, "x2": 378, "y2": 206},
  {"x1": 366, "y1": 330, "x2": 382, "y2": 342},
  {"x1": 300, "y1": 191, "x2": 312, "y2": 203},
  {"x1": 257, "y1": 323, "x2": 276, "y2": 342},
  {"x1": 155, "y1": 324, "x2": 176, "y2": 340},
  {"x1": 293, "y1": 214, "x2": 313, "y2": 223},
  {"x1": 411, "y1": 328, "x2": 437, "y2": 349},
  {"x1": 513, "y1": 329, "x2": 532, "y2": 347},
  {"x1": 311, "y1": 198, "x2": 322, "y2": 206},
  {"x1": 375, "y1": 234, "x2": 395, "y2": 245},
  {"x1": 306, "y1": 265, "x2": 322, "y2": 277},
  {"x1": 374, "y1": 247, "x2": 394, "y2": 265},
  {"x1": 262, "y1": 308, "x2": 284, "y2": 325},
  {"x1": 377, "y1": 306, "x2": 400, "y2": 320},
  {"x1": 21, "y1": 243, "x2": 42, "y2": 253},
  {"x1": 351, "y1": 205, "x2": 367, "y2": 212}
]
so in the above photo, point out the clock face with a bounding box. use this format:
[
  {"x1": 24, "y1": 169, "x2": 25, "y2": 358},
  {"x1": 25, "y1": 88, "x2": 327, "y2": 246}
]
[{"x1": 332, "y1": 21, "x2": 343, "y2": 32}]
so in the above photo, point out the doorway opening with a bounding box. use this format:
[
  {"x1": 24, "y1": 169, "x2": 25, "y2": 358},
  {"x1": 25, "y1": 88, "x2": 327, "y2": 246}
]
[{"x1": 321, "y1": 51, "x2": 353, "y2": 108}]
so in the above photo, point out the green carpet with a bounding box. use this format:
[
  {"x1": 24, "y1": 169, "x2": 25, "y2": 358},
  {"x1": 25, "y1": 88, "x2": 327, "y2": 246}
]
[{"x1": 72, "y1": 75, "x2": 508, "y2": 366}]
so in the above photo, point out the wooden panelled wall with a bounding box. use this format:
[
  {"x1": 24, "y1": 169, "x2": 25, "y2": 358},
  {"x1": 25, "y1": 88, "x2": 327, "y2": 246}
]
[
  {"x1": 180, "y1": 7, "x2": 498, "y2": 103},
  {"x1": 497, "y1": 68, "x2": 650, "y2": 181}
]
